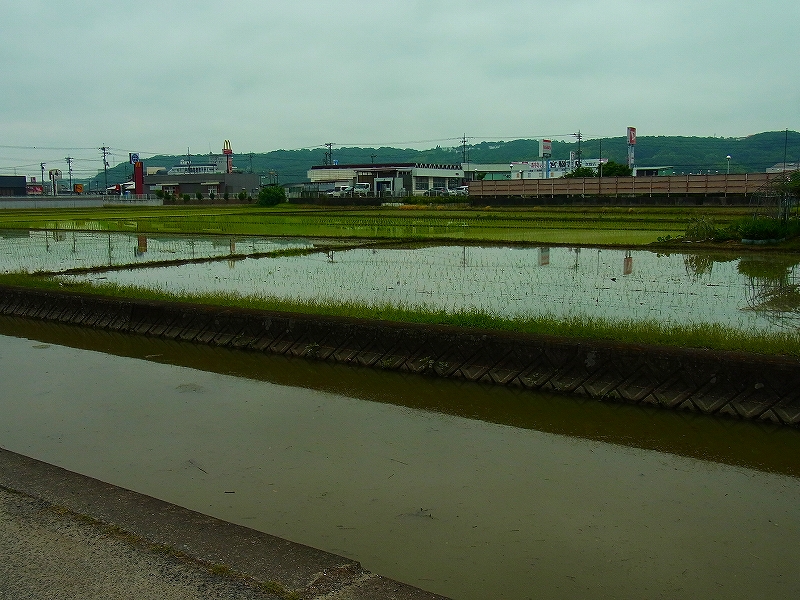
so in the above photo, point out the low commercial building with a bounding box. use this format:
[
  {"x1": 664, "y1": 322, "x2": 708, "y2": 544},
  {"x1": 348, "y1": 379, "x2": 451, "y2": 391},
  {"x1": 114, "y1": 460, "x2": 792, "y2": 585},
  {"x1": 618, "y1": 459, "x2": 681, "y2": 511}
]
[
  {"x1": 767, "y1": 162, "x2": 800, "y2": 174},
  {"x1": 307, "y1": 163, "x2": 464, "y2": 196},
  {"x1": 144, "y1": 143, "x2": 260, "y2": 198},
  {"x1": 144, "y1": 154, "x2": 259, "y2": 198},
  {"x1": 0, "y1": 176, "x2": 27, "y2": 197},
  {"x1": 145, "y1": 171, "x2": 260, "y2": 198}
]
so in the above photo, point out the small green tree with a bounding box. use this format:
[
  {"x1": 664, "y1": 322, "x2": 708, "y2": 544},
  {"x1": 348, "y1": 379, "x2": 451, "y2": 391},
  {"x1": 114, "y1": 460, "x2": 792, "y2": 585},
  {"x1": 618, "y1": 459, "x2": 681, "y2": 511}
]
[
  {"x1": 209, "y1": 190, "x2": 216, "y2": 202},
  {"x1": 599, "y1": 161, "x2": 633, "y2": 177},
  {"x1": 258, "y1": 185, "x2": 286, "y2": 207},
  {"x1": 195, "y1": 191, "x2": 203, "y2": 201},
  {"x1": 237, "y1": 190, "x2": 247, "y2": 201},
  {"x1": 563, "y1": 166, "x2": 597, "y2": 178},
  {"x1": 223, "y1": 191, "x2": 229, "y2": 201}
]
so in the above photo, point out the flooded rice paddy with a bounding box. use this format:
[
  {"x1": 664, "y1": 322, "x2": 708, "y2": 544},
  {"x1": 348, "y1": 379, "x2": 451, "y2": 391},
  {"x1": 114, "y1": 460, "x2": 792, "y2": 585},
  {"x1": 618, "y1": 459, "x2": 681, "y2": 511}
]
[
  {"x1": 0, "y1": 229, "x2": 313, "y2": 272},
  {"x1": 3, "y1": 229, "x2": 800, "y2": 596},
  {"x1": 1, "y1": 317, "x2": 799, "y2": 600},
  {"x1": 4, "y1": 229, "x2": 800, "y2": 334}
]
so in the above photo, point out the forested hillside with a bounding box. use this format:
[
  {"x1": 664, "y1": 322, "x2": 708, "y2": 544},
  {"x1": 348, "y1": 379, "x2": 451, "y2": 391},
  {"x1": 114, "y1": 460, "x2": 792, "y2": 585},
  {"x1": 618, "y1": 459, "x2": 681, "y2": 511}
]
[{"x1": 91, "y1": 130, "x2": 799, "y2": 187}]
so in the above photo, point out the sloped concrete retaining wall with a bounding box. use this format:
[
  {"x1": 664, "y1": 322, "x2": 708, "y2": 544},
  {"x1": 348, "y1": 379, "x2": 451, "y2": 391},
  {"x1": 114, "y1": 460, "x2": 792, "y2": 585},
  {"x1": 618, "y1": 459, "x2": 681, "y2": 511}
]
[{"x1": 2, "y1": 285, "x2": 799, "y2": 426}]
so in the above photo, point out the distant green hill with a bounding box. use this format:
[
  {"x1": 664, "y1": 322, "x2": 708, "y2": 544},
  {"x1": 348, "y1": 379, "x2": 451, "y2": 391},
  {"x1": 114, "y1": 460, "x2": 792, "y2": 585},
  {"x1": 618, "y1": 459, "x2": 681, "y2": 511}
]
[{"x1": 88, "y1": 131, "x2": 799, "y2": 187}]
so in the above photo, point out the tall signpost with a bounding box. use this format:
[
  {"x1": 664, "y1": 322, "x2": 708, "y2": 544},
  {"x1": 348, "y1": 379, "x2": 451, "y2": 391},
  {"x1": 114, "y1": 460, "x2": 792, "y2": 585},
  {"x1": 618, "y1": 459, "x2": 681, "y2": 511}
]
[
  {"x1": 130, "y1": 153, "x2": 143, "y2": 196},
  {"x1": 223, "y1": 140, "x2": 234, "y2": 174},
  {"x1": 48, "y1": 169, "x2": 62, "y2": 196},
  {"x1": 627, "y1": 127, "x2": 637, "y2": 173},
  {"x1": 540, "y1": 139, "x2": 552, "y2": 179}
]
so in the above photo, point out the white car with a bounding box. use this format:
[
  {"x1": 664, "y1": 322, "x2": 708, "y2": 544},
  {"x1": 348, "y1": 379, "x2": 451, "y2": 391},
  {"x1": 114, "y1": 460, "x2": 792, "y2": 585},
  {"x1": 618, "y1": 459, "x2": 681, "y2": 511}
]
[
  {"x1": 353, "y1": 183, "x2": 370, "y2": 196},
  {"x1": 326, "y1": 185, "x2": 352, "y2": 197}
]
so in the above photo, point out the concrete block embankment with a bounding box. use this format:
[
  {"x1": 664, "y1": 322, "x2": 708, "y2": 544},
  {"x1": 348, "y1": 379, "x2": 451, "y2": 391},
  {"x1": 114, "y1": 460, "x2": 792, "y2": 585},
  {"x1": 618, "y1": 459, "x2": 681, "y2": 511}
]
[
  {"x1": 0, "y1": 448, "x2": 449, "y2": 600},
  {"x1": 1, "y1": 285, "x2": 799, "y2": 426}
]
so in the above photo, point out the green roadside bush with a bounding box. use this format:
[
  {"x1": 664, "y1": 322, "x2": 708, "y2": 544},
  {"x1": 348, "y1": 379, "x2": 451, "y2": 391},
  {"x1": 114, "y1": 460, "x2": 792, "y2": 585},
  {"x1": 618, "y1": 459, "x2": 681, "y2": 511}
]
[
  {"x1": 257, "y1": 185, "x2": 286, "y2": 207},
  {"x1": 685, "y1": 215, "x2": 800, "y2": 242}
]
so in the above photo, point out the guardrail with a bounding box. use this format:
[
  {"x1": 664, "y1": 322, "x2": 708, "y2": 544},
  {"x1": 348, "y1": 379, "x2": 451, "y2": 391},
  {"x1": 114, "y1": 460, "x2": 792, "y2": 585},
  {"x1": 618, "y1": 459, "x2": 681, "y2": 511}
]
[{"x1": 469, "y1": 173, "x2": 781, "y2": 198}]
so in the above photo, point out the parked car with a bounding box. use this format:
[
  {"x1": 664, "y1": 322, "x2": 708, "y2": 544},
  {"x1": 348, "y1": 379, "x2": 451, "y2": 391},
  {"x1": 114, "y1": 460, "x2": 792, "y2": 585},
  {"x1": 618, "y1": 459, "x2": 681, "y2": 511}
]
[
  {"x1": 326, "y1": 185, "x2": 353, "y2": 197},
  {"x1": 423, "y1": 187, "x2": 448, "y2": 197},
  {"x1": 353, "y1": 182, "x2": 371, "y2": 196}
]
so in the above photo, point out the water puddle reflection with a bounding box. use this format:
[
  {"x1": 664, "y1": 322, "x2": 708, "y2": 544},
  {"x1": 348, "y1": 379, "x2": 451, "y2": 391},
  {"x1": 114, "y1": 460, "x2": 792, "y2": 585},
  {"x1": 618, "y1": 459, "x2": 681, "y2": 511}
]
[{"x1": 0, "y1": 317, "x2": 798, "y2": 599}]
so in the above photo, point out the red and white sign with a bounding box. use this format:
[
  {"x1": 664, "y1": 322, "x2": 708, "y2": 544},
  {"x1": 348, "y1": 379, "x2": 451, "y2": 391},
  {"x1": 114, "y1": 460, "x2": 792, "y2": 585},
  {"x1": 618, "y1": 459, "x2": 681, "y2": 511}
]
[
  {"x1": 627, "y1": 127, "x2": 637, "y2": 146},
  {"x1": 540, "y1": 139, "x2": 552, "y2": 157}
]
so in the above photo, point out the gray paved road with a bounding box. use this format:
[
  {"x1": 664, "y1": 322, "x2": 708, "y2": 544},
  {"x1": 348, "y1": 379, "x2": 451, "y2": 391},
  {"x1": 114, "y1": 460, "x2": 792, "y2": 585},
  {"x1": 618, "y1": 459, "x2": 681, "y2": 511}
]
[
  {"x1": 0, "y1": 487, "x2": 282, "y2": 600},
  {"x1": 0, "y1": 449, "x2": 449, "y2": 600}
]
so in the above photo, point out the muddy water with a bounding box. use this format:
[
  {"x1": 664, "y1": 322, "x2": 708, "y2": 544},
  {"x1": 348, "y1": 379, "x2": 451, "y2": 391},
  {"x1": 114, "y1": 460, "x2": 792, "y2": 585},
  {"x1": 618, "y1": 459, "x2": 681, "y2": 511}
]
[{"x1": 0, "y1": 318, "x2": 799, "y2": 600}]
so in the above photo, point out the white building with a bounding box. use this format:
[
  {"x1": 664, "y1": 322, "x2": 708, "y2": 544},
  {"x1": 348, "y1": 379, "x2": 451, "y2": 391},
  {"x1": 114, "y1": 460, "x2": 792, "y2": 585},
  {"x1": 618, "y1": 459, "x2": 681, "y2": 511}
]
[
  {"x1": 308, "y1": 163, "x2": 464, "y2": 196},
  {"x1": 767, "y1": 162, "x2": 800, "y2": 174},
  {"x1": 463, "y1": 159, "x2": 607, "y2": 180}
]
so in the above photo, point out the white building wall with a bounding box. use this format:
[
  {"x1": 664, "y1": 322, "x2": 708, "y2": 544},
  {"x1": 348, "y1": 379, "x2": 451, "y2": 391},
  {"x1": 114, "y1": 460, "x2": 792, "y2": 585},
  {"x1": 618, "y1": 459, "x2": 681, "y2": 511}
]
[{"x1": 308, "y1": 168, "x2": 357, "y2": 182}]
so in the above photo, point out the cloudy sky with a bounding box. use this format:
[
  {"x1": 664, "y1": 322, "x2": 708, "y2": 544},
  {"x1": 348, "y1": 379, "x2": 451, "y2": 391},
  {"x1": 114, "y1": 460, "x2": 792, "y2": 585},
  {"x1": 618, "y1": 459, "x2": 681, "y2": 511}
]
[{"x1": 1, "y1": 0, "x2": 797, "y2": 177}]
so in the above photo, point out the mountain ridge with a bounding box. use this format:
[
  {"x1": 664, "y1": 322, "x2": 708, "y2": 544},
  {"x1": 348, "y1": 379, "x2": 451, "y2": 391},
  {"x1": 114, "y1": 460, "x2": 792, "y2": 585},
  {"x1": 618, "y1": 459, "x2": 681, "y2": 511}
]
[{"x1": 90, "y1": 131, "x2": 800, "y2": 187}]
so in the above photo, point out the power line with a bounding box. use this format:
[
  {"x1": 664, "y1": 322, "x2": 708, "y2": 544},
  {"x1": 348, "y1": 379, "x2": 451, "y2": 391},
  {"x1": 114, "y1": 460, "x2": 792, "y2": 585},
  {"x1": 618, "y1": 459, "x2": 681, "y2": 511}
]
[
  {"x1": 100, "y1": 146, "x2": 110, "y2": 191},
  {"x1": 0, "y1": 144, "x2": 100, "y2": 151},
  {"x1": 65, "y1": 156, "x2": 74, "y2": 191}
]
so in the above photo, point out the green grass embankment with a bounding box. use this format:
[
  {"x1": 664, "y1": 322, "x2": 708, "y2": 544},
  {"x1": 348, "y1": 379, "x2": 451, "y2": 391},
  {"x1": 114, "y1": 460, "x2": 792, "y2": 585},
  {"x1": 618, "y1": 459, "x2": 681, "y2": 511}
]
[{"x1": 2, "y1": 273, "x2": 799, "y2": 358}]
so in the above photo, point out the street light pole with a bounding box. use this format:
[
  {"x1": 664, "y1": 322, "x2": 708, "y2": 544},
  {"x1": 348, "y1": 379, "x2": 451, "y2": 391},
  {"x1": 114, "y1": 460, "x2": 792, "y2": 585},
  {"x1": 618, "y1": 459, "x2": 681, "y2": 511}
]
[{"x1": 726, "y1": 155, "x2": 731, "y2": 175}]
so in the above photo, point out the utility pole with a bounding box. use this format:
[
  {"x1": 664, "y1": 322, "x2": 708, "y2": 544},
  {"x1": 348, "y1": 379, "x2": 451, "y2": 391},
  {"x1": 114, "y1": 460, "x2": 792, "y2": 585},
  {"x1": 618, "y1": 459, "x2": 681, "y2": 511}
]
[
  {"x1": 599, "y1": 139, "x2": 603, "y2": 177},
  {"x1": 371, "y1": 153, "x2": 376, "y2": 164},
  {"x1": 40, "y1": 163, "x2": 45, "y2": 188},
  {"x1": 324, "y1": 142, "x2": 334, "y2": 166},
  {"x1": 249, "y1": 152, "x2": 253, "y2": 173},
  {"x1": 784, "y1": 128, "x2": 789, "y2": 172},
  {"x1": 573, "y1": 131, "x2": 583, "y2": 168},
  {"x1": 100, "y1": 146, "x2": 110, "y2": 192},
  {"x1": 461, "y1": 134, "x2": 468, "y2": 164},
  {"x1": 65, "y1": 156, "x2": 73, "y2": 193}
]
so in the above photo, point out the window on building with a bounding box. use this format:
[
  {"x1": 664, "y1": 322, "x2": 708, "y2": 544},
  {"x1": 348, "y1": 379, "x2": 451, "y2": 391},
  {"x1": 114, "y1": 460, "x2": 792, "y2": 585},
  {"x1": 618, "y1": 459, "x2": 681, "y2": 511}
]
[
  {"x1": 415, "y1": 178, "x2": 429, "y2": 190},
  {"x1": 432, "y1": 177, "x2": 446, "y2": 188}
]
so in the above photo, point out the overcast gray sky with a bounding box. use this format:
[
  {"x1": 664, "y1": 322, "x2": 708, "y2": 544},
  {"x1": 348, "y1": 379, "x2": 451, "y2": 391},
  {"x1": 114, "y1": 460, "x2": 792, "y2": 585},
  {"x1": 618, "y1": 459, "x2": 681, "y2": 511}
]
[{"x1": 1, "y1": 0, "x2": 797, "y2": 177}]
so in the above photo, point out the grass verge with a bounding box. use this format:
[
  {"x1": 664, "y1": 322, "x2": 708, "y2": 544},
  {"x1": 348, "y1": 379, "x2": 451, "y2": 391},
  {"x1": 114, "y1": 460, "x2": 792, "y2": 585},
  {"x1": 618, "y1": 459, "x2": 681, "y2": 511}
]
[{"x1": 2, "y1": 273, "x2": 799, "y2": 358}]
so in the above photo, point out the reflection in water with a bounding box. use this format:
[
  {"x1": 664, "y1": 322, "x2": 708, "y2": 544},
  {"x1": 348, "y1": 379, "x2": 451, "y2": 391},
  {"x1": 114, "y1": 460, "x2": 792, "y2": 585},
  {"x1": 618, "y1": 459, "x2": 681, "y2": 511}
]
[
  {"x1": 0, "y1": 229, "x2": 312, "y2": 274},
  {"x1": 538, "y1": 246, "x2": 549, "y2": 266},
  {"x1": 623, "y1": 250, "x2": 633, "y2": 275},
  {"x1": 1, "y1": 318, "x2": 799, "y2": 600},
  {"x1": 683, "y1": 252, "x2": 716, "y2": 277},
  {"x1": 739, "y1": 254, "x2": 800, "y2": 326},
  {"x1": 1, "y1": 315, "x2": 798, "y2": 478}
]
